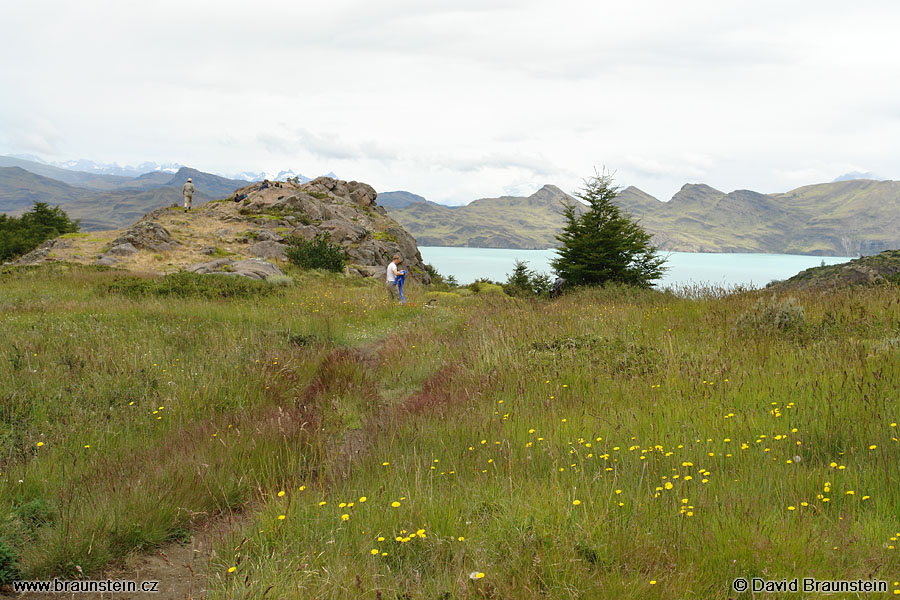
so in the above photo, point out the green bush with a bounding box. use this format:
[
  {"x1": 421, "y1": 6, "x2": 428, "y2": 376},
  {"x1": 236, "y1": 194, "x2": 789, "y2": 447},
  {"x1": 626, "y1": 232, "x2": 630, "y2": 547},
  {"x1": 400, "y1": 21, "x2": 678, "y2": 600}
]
[
  {"x1": 101, "y1": 271, "x2": 281, "y2": 299},
  {"x1": 284, "y1": 233, "x2": 346, "y2": 273},
  {"x1": 736, "y1": 295, "x2": 806, "y2": 334},
  {"x1": 266, "y1": 274, "x2": 295, "y2": 286}
]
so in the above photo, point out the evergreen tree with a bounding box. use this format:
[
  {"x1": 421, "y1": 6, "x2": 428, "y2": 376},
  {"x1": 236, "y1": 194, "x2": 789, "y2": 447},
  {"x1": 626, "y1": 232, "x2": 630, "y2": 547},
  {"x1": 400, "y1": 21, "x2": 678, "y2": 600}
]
[{"x1": 551, "y1": 171, "x2": 666, "y2": 287}]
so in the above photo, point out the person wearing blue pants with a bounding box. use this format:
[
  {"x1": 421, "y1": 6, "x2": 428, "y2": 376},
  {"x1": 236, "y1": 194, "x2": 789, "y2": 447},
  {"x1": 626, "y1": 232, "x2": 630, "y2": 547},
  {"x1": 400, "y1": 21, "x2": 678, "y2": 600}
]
[{"x1": 386, "y1": 254, "x2": 406, "y2": 303}]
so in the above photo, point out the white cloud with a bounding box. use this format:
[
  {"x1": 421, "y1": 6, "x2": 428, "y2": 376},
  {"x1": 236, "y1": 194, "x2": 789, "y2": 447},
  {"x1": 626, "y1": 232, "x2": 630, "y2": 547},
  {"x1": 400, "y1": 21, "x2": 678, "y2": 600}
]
[{"x1": 2, "y1": 0, "x2": 900, "y2": 204}]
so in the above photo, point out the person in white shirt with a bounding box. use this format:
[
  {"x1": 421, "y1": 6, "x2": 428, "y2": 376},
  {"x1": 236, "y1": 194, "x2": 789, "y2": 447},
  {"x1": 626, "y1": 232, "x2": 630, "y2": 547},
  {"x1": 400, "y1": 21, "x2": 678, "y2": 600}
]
[{"x1": 386, "y1": 254, "x2": 405, "y2": 302}]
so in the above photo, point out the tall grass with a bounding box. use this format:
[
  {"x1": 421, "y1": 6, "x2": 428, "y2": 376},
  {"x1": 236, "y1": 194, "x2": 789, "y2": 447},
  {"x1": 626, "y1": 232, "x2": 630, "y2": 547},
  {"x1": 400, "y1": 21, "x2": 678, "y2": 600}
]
[{"x1": 1, "y1": 265, "x2": 898, "y2": 599}]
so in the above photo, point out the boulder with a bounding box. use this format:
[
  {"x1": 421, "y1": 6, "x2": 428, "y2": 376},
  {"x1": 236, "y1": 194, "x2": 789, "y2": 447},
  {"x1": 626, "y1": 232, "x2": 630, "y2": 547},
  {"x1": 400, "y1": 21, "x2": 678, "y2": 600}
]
[
  {"x1": 186, "y1": 258, "x2": 284, "y2": 281},
  {"x1": 319, "y1": 220, "x2": 367, "y2": 244},
  {"x1": 112, "y1": 221, "x2": 179, "y2": 252},
  {"x1": 230, "y1": 259, "x2": 285, "y2": 280},
  {"x1": 106, "y1": 242, "x2": 138, "y2": 256},
  {"x1": 247, "y1": 241, "x2": 287, "y2": 260},
  {"x1": 253, "y1": 230, "x2": 283, "y2": 242}
]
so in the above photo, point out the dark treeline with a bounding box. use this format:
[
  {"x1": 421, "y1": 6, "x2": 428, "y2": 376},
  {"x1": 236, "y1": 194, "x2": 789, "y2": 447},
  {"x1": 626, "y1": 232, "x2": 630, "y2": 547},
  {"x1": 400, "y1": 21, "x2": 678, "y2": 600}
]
[{"x1": 0, "y1": 202, "x2": 79, "y2": 262}]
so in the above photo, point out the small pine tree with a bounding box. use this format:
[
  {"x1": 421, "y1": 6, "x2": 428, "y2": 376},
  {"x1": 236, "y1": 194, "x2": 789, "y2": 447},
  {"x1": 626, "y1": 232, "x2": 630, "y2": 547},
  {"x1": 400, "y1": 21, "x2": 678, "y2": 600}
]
[
  {"x1": 551, "y1": 171, "x2": 665, "y2": 287},
  {"x1": 503, "y1": 260, "x2": 553, "y2": 297}
]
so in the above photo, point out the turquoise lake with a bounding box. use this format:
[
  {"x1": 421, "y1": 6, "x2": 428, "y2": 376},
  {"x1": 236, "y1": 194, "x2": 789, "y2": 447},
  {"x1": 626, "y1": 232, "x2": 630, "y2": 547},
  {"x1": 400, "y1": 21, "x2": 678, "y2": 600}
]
[{"x1": 418, "y1": 247, "x2": 855, "y2": 289}]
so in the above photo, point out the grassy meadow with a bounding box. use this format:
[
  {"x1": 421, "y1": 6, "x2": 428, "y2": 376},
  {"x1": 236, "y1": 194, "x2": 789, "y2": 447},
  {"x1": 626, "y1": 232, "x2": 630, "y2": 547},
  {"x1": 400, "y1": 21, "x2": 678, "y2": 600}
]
[{"x1": 1, "y1": 263, "x2": 899, "y2": 598}]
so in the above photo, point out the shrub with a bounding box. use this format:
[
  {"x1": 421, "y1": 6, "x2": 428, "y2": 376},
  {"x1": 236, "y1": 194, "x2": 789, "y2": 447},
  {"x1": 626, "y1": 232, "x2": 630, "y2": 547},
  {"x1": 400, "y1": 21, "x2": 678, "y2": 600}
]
[
  {"x1": 101, "y1": 271, "x2": 281, "y2": 299},
  {"x1": 266, "y1": 274, "x2": 295, "y2": 286},
  {"x1": 736, "y1": 295, "x2": 806, "y2": 334},
  {"x1": 284, "y1": 233, "x2": 346, "y2": 273},
  {"x1": 425, "y1": 264, "x2": 458, "y2": 290},
  {"x1": 503, "y1": 260, "x2": 553, "y2": 298}
]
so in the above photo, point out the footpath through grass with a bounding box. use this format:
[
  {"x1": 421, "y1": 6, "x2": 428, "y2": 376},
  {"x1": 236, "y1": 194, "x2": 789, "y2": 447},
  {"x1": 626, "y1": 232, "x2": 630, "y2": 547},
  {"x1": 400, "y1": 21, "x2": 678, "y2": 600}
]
[
  {"x1": 1, "y1": 264, "x2": 899, "y2": 599},
  {"x1": 208, "y1": 282, "x2": 900, "y2": 599},
  {"x1": 0, "y1": 264, "x2": 426, "y2": 582}
]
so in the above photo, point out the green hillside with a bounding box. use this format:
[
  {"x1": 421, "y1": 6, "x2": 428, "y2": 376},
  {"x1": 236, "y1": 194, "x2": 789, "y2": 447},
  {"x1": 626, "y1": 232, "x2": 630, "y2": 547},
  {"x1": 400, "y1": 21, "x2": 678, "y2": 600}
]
[
  {"x1": 387, "y1": 185, "x2": 579, "y2": 249},
  {"x1": 0, "y1": 156, "x2": 131, "y2": 191},
  {"x1": 616, "y1": 180, "x2": 900, "y2": 256},
  {"x1": 0, "y1": 167, "x2": 89, "y2": 214},
  {"x1": 387, "y1": 179, "x2": 900, "y2": 255}
]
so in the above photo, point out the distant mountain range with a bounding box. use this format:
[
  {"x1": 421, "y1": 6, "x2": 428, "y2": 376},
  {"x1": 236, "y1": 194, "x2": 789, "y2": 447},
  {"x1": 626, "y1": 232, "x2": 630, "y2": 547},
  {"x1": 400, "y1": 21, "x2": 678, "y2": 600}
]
[
  {"x1": 0, "y1": 157, "x2": 246, "y2": 230},
  {"x1": 7, "y1": 154, "x2": 182, "y2": 178},
  {"x1": 384, "y1": 180, "x2": 900, "y2": 256},
  {"x1": 383, "y1": 185, "x2": 578, "y2": 249},
  {"x1": 3, "y1": 153, "x2": 898, "y2": 255},
  {"x1": 614, "y1": 181, "x2": 900, "y2": 256}
]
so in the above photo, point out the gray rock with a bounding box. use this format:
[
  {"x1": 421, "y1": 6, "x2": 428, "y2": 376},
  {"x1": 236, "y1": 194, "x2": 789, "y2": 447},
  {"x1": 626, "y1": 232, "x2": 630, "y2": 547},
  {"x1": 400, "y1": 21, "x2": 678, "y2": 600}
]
[
  {"x1": 254, "y1": 230, "x2": 282, "y2": 242},
  {"x1": 185, "y1": 258, "x2": 232, "y2": 274},
  {"x1": 185, "y1": 258, "x2": 284, "y2": 280},
  {"x1": 96, "y1": 256, "x2": 118, "y2": 266},
  {"x1": 199, "y1": 247, "x2": 217, "y2": 255},
  {"x1": 231, "y1": 259, "x2": 285, "y2": 280},
  {"x1": 107, "y1": 242, "x2": 138, "y2": 256},
  {"x1": 289, "y1": 226, "x2": 318, "y2": 241},
  {"x1": 247, "y1": 241, "x2": 287, "y2": 260},
  {"x1": 112, "y1": 221, "x2": 179, "y2": 252},
  {"x1": 11, "y1": 238, "x2": 69, "y2": 265},
  {"x1": 319, "y1": 219, "x2": 366, "y2": 243}
]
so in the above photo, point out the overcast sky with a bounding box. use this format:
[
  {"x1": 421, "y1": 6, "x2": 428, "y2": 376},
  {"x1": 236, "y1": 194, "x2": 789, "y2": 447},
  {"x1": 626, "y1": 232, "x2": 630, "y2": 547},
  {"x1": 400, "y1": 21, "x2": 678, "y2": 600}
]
[{"x1": 2, "y1": 0, "x2": 899, "y2": 204}]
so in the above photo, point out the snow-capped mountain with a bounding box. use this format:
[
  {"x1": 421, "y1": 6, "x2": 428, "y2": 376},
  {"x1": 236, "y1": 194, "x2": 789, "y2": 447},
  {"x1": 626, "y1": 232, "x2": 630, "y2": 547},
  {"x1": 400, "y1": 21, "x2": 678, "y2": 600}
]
[
  {"x1": 227, "y1": 170, "x2": 342, "y2": 183},
  {"x1": 9, "y1": 153, "x2": 334, "y2": 184},
  {"x1": 53, "y1": 159, "x2": 181, "y2": 177},
  {"x1": 228, "y1": 169, "x2": 312, "y2": 183},
  {"x1": 10, "y1": 154, "x2": 182, "y2": 177}
]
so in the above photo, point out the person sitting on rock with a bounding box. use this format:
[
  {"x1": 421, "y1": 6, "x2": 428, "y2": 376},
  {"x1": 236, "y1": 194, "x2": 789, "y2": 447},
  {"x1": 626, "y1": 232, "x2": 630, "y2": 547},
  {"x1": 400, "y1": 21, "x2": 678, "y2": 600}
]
[
  {"x1": 259, "y1": 179, "x2": 270, "y2": 191},
  {"x1": 386, "y1": 254, "x2": 405, "y2": 303},
  {"x1": 182, "y1": 178, "x2": 195, "y2": 212}
]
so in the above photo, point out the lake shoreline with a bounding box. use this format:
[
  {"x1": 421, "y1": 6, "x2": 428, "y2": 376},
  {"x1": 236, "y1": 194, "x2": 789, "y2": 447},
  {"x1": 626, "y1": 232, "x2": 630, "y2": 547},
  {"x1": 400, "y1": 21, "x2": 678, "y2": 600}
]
[{"x1": 418, "y1": 246, "x2": 855, "y2": 288}]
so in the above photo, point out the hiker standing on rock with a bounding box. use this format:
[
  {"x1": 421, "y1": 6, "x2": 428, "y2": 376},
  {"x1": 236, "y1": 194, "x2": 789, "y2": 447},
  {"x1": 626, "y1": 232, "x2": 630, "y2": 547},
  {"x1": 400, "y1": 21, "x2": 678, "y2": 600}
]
[
  {"x1": 182, "y1": 178, "x2": 195, "y2": 212},
  {"x1": 386, "y1": 254, "x2": 405, "y2": 303}
]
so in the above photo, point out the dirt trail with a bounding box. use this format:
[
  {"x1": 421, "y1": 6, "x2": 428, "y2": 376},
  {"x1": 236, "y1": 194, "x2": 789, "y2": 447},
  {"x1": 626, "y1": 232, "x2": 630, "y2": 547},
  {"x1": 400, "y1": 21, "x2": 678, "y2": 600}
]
[
  {"x1": 12, "y1": 513, "x2": 241, "y2": 600},
  {"x1": 10, "y1": 331, "x2": 448, "y2": 599}
]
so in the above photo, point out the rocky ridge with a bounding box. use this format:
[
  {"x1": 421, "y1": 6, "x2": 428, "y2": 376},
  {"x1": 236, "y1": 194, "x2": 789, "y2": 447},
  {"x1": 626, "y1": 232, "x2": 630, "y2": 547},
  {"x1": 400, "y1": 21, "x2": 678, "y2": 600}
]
[
  {"x1": 11, "y1": 177, "x2": 431, "y2": 283},
  {"x1": 770, "y1": 249, "x2": 900, "y2": 290}
]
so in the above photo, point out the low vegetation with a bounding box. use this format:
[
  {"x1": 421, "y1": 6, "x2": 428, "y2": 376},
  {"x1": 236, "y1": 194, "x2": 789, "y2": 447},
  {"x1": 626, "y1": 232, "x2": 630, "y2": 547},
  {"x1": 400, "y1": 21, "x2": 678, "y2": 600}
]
[
  {"x1": 0, "y1": 264, "x2": 898, "y2": 598},
  {"x1": 284, "y1": 232, "x2": 347, "y2": 273}
]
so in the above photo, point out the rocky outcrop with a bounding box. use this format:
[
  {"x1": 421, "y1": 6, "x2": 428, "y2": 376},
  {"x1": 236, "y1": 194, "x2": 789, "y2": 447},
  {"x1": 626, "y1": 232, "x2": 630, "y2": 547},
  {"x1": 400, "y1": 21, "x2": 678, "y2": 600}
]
[
  {"x1": 232, "y1": 176, "x2": 430, "y2": 283},
  {"x1": 186, "y1": 258, "x2": 285, "y2": 280},
  {"x1": 772, "y1": 249, "x2": 900, "y2": 290},
  {"x1": 247, "y1": 241, "x2": 287, "y2": 260},
  {"x1": 111, "y1": 221, "x2": 179, "y2": 252},
  {"x1": 10, "y1": 238, "x2": 72, "y2": 265},
  {"x1": 7, "y1": 175, "x2": 430, "y2": 283}
]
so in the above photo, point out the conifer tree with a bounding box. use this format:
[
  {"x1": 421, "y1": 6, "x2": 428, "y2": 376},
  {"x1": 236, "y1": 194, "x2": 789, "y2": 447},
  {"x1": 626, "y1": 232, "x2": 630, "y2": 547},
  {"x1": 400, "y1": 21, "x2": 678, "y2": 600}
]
[{"x1": 551, "y1": 171, "x2": 666, "y2": 287}]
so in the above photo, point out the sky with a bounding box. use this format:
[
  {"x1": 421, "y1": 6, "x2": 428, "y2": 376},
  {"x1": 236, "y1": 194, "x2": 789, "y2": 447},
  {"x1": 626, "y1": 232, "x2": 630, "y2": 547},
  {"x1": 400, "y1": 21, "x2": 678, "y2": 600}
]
[{"x1": 2, "y1": 0, "x2": 900, "y2": 205}]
